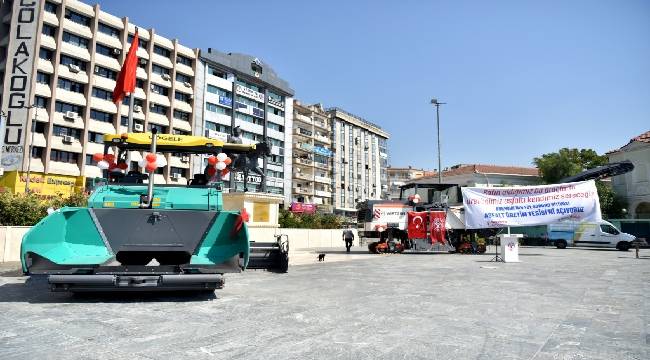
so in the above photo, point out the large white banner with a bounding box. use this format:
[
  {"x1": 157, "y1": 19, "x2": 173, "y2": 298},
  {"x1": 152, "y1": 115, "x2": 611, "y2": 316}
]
[{"x1": 461, "y1": 181, "x2": 602, "y2": 229}]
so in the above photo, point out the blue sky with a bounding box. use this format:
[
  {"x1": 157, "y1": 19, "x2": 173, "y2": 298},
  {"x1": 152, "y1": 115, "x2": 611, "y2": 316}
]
[{"x1": 100, "y1": 0, "x2": 650, "y2": 170}]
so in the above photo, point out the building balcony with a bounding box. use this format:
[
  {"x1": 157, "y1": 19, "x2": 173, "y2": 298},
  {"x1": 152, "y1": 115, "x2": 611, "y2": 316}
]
[
  {"x1": 294, "y1": 157, "x2": 314, "y2": 166},
  {"x1": 314, "y1": 162, "x2": 330, "y2": 170},
  {"x1": 313, "y1": 120, "x2": 329, "y2": 131},
  {"x1": 293, "y1": 187, "x2": 314, "y2": 195},
  {"x1": 314, "y1": 134, "x2": 331, "y2": 144},
  {"x1": 293, "y1": 142, "x2": 313, "y2": 153},
  {"x1": 293, "y1": 172, "x2": 313, "y2": 181},
  {"x1": 314, "y1": 175, "x2": 331, "y2": 184},
  {"x1": 294, "y1": 127, "x2": 313, "y2": 138},
  {"x1": 294, "y1": 113, "x2": 312, "y2": 125},
  {"x1": 314, "y1": 190, "x2": 332, "y2": 198}
]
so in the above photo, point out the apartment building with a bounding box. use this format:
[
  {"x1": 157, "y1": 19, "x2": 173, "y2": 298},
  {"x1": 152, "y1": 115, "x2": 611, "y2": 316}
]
[
  {"x1": 192, "y1": 48, "x2": 294, "y2": 205},
  {"x1": 387, "y1": 166, "x2": 432, "y2": 199},
  {"x1": 291, "y1": 100, "x2": 333, "y2": 211},
  {"x1": 327, "y1": 107, "x2": 389, "y2": 215},
  {"x1": 0, "y1": 0, "x2": 198, "y2": 193}
]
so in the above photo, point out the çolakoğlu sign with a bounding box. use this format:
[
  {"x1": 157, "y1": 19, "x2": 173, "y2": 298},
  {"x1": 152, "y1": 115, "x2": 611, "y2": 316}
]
[{"x1": 1, "y1": 0, "x2": 40, "y2": 171}]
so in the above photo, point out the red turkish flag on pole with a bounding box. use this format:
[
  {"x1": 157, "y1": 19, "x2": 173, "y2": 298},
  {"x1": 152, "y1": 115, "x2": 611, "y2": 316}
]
[
  {"x1": 429, "y1": 211, "x2": 447, "y2": 244},
  {"x1": 112, "y1": 29, "x2": 139, "y2": 104},
  {"x1": 407, "y1": 211, "x2": 427, "y2": 239}
]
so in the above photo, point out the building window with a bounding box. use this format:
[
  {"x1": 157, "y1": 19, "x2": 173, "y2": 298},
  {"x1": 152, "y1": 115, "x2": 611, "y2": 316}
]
[
  {"x1": 44, "y1": 1, "x2": 57, "y2": 14},
  {"x1": 173, "y1": 109, "x2": 190, "y2": 121},
  {"x1": 36, "y1": 72, "x2": 51, "y2": 85},
  {"x1": 205, "y1": 121, "x2": 231, "y2": 134},
  {"x1": 31, "y1": 147, "x2": 44, "y2": 159},
  {"x1": 121, "y1": 96, "x2": 143, "y2": 107},
  {"x1": 148, "y1": 123, "x2": 168, "y2": 133},
  {"x1": 53, "y1": 125, "x2": 81, "y2": 139},
  {"x1": 151, "y1": 83, "x2": 169, "y2": 96},
  {"x1": 206, "y1": 102, "x2": 231, "y2": 115},
  {"x1": 95, "y1": 43, "x2": 118, "y2": 58},
  {"x1": 207, "y1": 85, "x2": 229, "y2": 97},
  {"x1": 136, "y1": 78, "x2": 145, "y2": 89},
  {"x1": 176, "y1": 73, "x2": 191, "y2": 83},
  {"x1": 152, "y1": 64, "x2": 170, "y2": 76},
  {"x1": 170, "y1": 167, "x2": 186, "y2": 177},
  {"x1": 62, "y1": 32, "x2": 89, "y2": 49},
  {"x1": 235, "y1": 79, "x2": 260, "y2": 93},
  {"x1": 128, "y1": 34, "x2": 148, "y2": 49},
  {"x1": 34, "y1": 96, "x2": 48, "y2": 109},
  {"x1": 39, "y1": 47, "x2": 53, "y2": 61},
  {"x1": 55, "y1": 101, "x2": 83, "y2": 115},
  {"x1": 150, "y1": 104, "x2": 168, "y2": 115},
  {"x1": 268, "y1": 155, "x2": 283, "y2": 165},
  {"x1": 60, "y1": 55, "x2": 87, "y2": 71},
  {"x1": 174, "y1": 92, "x2": 191, "y2": 103},
  {"x1": 266, "y1": 170, "x2": 283, "y2": 178},
  {"x1": 65, "y1": 9, "x2": 90, "y2": 26},
  {"x1": 98, "y1": 23, "x2": 120, "y2": 38},
  {"x1": 51, "y1": 149, "x2": 79, "y2": 164},
  {"x1": 176, "y1": 55, "x2": 192, "y2": 66},
  {"x1": 92, "y1": 87, "x2": 112, "y2": 101},
  {"x1": 90, "y1": 109, "x2": 113, "y2": 123},
  {"x1": 235, "y1": 112, "x2": 263, "y2": 126},
  {"x1": 121, "y1": 116, "x2": 129, "y2": 126},
  {"x1": 267, "y1": 122, "x2": 284, "y2": 133},
  {"x1": 57, "y1": 78, "x2": 85, "y2": 93},
  {"x1": 241, "y1": 130, "x2": 263, "y2": 142},
  {"x1": 33, "y1": 122, "x2": 46, "y2": 134},
  {"x1": 88, "y1": 131, "x2": 104, "y2": 144},
  {"x1": 236, "y1": 95, "x2": 263, "y2": 109},
  {"x1": 269, "y1": 107, "x2": 284, "y2": 117},
  {"x1": 153, "y1": 45, "x2": 171, "y2": 58},
  {"x1": 207, "y1": 66, "x2": 227, "y2": 79},
  {"x1": 85, "y1": 154, "x2": 94, "y2": 165},
  {"x1": 94, "y1": 65, "x2": 116, "y2": 80},
  {"x1": 42, "y1": 24, "x2": 56, "y2": 37}
]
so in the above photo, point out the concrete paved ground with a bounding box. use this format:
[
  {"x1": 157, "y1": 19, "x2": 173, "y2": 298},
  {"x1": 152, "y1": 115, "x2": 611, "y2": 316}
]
[{"x1": 0, "y1": 247, "x2": 648, "y2": 359}]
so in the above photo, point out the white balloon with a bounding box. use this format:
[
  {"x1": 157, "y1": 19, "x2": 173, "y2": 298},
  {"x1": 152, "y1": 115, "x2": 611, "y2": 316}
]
[
  {"x1": 216, "y1": 153, "x2": 227, "y2": 162},
  {"x1": 215, "y1": 161, "x2": 226, "y2": 170},
  {"x1": 97, "y1": 160, "x2": 109, "y2": 170},
  {"x1": 413, "y1": 198, "x2": 420, "y2": 204},
  {"x1": 138, "y1": 159, "x2": 147, "y2": 168},
  {"x1": 156, "y1": 155, "x2": 167, "y2": 167}
]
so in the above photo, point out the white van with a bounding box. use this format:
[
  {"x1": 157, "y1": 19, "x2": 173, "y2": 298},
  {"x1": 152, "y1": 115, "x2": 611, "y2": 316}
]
[{"x1": 548, "y1": 220, "x2": 636, "y2": 251}]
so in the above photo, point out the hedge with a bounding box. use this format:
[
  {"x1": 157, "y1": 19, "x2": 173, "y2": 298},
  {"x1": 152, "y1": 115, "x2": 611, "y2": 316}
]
[{"x1": 0, "y1": 190, "x2": 88, "y2": 226}]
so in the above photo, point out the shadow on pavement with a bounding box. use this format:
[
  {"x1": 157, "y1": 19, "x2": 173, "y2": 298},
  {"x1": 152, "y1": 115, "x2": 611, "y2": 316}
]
[{"x1": 0, "y1": 277, "x2": 218, "y2": 304}]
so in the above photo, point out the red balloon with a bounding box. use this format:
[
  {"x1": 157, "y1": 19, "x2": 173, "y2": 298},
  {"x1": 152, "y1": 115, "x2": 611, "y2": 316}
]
[
  {"x1": 207, "y1": 167, "x2": 216, "y2": 177},
  {"x1": 146, "y1": 153, "x2": 157, "y2": 162},
  {"x1": 104, "y1": 154, "x2": 115, "y2": 163},
  {"x1": 223, "y1": 157, "x2": 232, "y2": 165},
  {"x1": 117, "y1": 162, "x2": 128, "y2": 170},
  {"x1": 145, "y1": 161, "x2": 157, "y2": 172},
  {"x1": 221, "y1": 168, "x2": 230, "y2": 177},
  {"x1": 207, "y1": 156, "x2": 217, "y2": 166},
  {"x1": 92, "y1": 153, "x2": 104, "y2": 162}
]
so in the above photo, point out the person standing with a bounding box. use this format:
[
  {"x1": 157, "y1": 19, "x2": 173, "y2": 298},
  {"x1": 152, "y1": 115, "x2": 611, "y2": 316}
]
[{"x1": 343, "y1": 226, "x2": 355, "y2": 253}]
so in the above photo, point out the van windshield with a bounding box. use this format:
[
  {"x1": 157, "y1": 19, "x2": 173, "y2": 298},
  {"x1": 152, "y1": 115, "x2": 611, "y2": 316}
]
[{"x1": 600, "y1": 224, "x2": 619, "y2": 235}]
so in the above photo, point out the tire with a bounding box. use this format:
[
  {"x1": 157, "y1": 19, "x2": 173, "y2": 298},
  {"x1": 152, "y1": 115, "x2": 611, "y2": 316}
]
[
  {"x1": 555, "y1": 240, "x2": 567, "y2": 249},
  {"x1": 616, "y1": 242, "x2": 630, "y2": 251}
]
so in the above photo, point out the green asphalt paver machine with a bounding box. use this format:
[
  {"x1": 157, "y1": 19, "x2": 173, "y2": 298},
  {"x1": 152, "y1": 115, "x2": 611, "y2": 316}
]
[{"x1": 21, "y1": 129, "x2": 288, "y2": 292}]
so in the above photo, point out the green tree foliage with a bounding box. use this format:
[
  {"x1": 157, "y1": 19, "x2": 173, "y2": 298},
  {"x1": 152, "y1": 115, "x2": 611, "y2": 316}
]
[
  {"x1": 533, "y1": 148, "x2": 627, "y2": 218},
  {"x1": 278, "y1": 208, "x2": 343, "y2": 229},
  {"x1": 0, "y1": 191, "x2": 89, "y2": 226}
]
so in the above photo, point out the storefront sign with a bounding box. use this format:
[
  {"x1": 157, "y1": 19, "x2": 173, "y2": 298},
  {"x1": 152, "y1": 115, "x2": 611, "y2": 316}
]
[
  {"x1": 1, "y1": 0, "x2": 40, "y2": 171},
  {"x1": 290, "y1": 202, "x2": 316, "y2": 214},
  {"x1": 0, "y1": 171, "x2": 84, "y2": 196},
  {"x1": 234, "y1": 172, "x2": 262, "y2": 184},
  {"x1": 461, "y1": 180, "x2": 602, "y2": 229},
  {"x1": 235, "y1": 84, "x2": 264, "y2": 103},
  {"x1": 268, "y1": 97, "x2": 284, "y2": 109},
  {"x1": 313, "y1": 146, "x2": 333, "y2": 157}
]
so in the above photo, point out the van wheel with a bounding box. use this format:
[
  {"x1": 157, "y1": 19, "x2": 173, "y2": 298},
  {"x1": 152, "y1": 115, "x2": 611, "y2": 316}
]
[
  {"x1": 616, "y1": 242, "x2": 630, "y2": 251},
  {"x1": 555, "y1": 240, "x2": 567, "y2": 249}
]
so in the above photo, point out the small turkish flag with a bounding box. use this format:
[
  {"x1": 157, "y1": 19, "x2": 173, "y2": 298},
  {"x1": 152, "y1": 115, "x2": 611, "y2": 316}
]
[
  {"x1": 407, "y1": 211, "x2": 427, "y2": 239},
  {"x1": 112, "y1": 29, "x2": 139, "y2": 104},
  {"x1": 429, "y1": 211, "x2": 447, "y2": 244}
]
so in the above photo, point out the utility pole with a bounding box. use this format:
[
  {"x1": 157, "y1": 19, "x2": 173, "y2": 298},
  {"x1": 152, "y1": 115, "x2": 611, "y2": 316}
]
[
  {"x1": 24, "y1": 104, "x2": 39, "y2": 193},
  {"x1": 430, "y1": 98, "x2": 446, "y2": 184},
  {"x1": 0, "y1": 110, "x2": 6, "y2": 177}
]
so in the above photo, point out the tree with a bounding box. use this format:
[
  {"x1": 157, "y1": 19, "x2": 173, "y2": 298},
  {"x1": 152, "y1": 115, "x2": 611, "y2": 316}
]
[
  {"x1": 533, "y1": 148, "x2": 607, "y2": 184},
  {"x1": 533, "y1": 148, "x2": 627, "y2": 218}
]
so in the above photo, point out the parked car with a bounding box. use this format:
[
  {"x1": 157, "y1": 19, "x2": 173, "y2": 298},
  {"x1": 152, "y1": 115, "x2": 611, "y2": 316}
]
[{"x1": 548, "y1": 220, "x2": 637, "y2": 251}]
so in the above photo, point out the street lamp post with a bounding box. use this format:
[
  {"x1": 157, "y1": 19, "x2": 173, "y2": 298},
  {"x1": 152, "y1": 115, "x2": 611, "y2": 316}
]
[
  {"x1": 430, "y1": 98, "x2": 446, "y2": 184},
  {"x1": 24, "y1": 104, "x2": 39, "y2": 193},
  {"x1": 0, "y1": 110, "x2": 6, "y2": 176}
]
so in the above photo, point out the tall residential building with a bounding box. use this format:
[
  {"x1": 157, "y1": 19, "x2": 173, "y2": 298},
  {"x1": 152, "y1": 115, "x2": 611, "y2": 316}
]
[
  {"x1": 327, "y1": 107, "x2": 389, "y2": 216},
  {"x1": 192, "y1": 48, "x2": 294, "y2": 205},
  {"x1": 387, "y1": 166, "x2": 432, "y2": 199},
  {"x1": 0, "y1": 0, "x2": 198, "y2": 192},
  {"x1": 291, "y1": 100, "x2": 333, "y2": 210}
]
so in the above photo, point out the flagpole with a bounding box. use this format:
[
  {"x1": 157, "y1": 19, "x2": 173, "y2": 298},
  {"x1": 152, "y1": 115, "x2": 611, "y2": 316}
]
[{"x1": 126, "y1": 91, "x2": 134, "y2": 171}]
